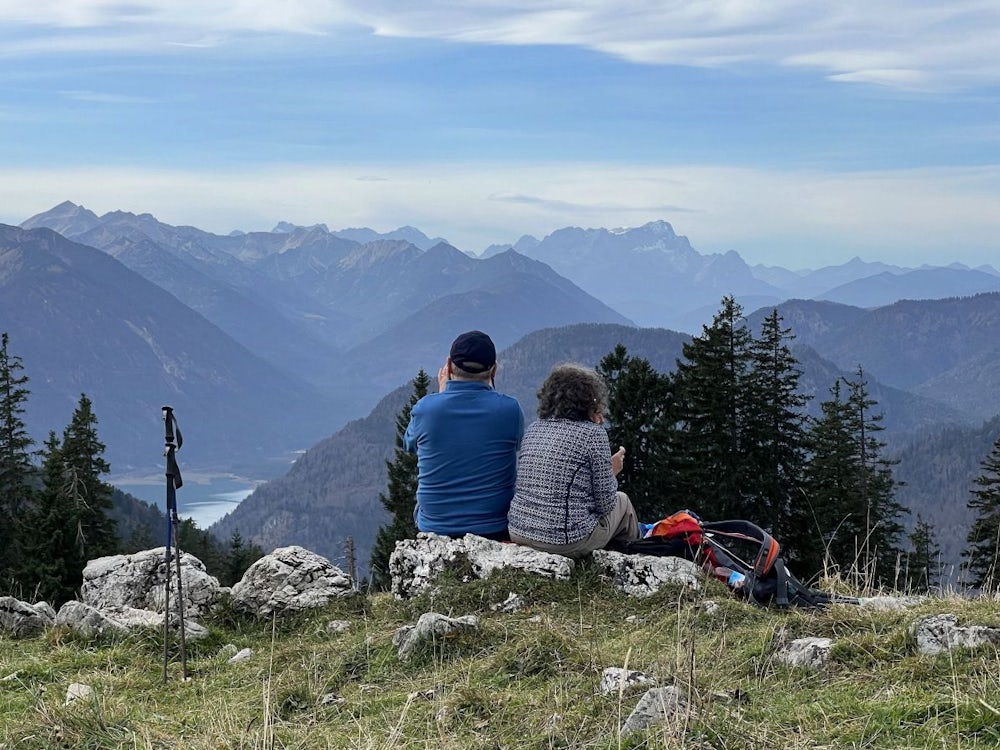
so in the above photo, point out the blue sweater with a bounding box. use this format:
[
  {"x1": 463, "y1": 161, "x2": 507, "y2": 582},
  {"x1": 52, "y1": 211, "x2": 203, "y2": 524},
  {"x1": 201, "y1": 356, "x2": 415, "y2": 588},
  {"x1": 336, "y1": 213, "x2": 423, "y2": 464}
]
[{"x1": 404, "y1": 380, "x2": 524, "y2": 536}]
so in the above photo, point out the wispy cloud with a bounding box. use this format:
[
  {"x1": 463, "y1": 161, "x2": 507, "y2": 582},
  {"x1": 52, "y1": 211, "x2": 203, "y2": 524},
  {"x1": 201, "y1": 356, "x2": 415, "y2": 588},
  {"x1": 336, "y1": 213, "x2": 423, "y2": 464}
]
[
  {"x1": 2, "y1": 2, "x2": 999, "y2": 90},
  {"x1": 488, "y1": 192, "x2": 694, "y2": 215},
  {"x1": 59, "y1": 89, "x2": 156, "y2": 104}
]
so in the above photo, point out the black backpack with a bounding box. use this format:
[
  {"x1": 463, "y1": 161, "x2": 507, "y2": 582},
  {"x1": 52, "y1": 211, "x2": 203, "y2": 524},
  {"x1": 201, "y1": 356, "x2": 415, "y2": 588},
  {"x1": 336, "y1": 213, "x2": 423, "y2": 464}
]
[{"x1": 617, "y1": 512, "x2": 858, "y2": 608}]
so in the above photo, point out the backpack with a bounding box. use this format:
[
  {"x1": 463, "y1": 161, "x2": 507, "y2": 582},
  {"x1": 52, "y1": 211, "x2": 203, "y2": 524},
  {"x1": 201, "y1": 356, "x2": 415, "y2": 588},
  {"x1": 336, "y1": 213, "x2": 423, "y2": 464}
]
[{"x1": 619, "y1": 510, "x2": 858, "y2": 608}]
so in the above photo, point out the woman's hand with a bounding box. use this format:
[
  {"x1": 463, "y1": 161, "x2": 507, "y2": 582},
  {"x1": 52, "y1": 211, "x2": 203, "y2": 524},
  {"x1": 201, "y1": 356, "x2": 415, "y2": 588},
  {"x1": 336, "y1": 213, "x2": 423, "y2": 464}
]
[{"x1": 611, "y1": 445, "x2": 626, "y2": 476}]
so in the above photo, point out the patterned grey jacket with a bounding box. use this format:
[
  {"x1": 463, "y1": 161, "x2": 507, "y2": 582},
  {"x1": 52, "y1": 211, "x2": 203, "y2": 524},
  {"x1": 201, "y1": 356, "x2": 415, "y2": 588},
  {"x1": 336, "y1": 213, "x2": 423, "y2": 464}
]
[{"x1": 507, "y1": 418, "x2": 618, "y2": 545}]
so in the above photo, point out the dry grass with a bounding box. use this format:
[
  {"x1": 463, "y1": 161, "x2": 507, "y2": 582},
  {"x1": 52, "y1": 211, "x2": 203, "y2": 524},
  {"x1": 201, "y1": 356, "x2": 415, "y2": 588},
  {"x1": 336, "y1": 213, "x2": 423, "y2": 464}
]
[{"x1": 2, "y1": 566, "x2": 999, "y2": 749}]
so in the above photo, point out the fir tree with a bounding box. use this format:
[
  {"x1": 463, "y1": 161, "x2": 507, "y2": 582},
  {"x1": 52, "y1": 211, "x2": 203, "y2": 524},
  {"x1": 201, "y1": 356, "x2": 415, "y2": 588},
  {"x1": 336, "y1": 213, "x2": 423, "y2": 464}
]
[
  {"x1": 597, "y1": 344, "x2": 673, "y2": 520},
  {"x1": 369, "y1": 370, "x2": 430, "y2": 589},
  {"x1": 0, "y1": 332, "x2": 35, "y2": 587},
  {"x1": 23, "y1": 396, "x2": 120, "y2": 604},
  {"x1": 801, "y1": 371, "x2": 906, "y2": 585},
  {"x1": 60, "y1": 394, "x2": 119, "y2": 561},
  {"x1": 842, "y1": 368, "x2": 906, "y2": 584},
  {"x1": 670, "y1": 296, "x2": 755, "y2": 520},
  {"x1": 744, "y1": 309, "x2": 810, "y2": 546},
  {"x1": 226, "y1": 530, "x2": 264, "y2": 587},
  {"x1": 22, "y1": 432, "x2": 77, "y2": 603},
  {"x1": 906, "y1": 514, "x2": 941, "y2": 593},
  {"x1": 963, "y1": 434, "x2": 1000, "y2": 590}
]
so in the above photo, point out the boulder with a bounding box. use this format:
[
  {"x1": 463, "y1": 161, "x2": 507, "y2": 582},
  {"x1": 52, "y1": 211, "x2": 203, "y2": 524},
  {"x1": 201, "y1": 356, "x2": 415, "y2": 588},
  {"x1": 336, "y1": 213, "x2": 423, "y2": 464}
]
[
  {"x1": 231, "y1": 545, "x2": 355, "y2": 616},
  {"x1": 80, "y1": 547, "x2": 223, "y2": 619},
  {"x1": 389, "y1": 533, "x2": 574, "y2": 599},
  {"x1": 55, "y1": 601, "x2": 128, "y2": 638},
  {"x1": 0, "y1": 596, "x2": 55, "y2": 637},
  {"x1": 590, "y1": 550, "x2": 703, "y2": 598}
]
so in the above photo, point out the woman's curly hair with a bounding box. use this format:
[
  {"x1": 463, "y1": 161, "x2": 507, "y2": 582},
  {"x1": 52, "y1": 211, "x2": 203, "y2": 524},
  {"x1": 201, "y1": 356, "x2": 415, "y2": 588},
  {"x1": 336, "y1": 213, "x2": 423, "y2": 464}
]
[{"x1": 536, "y1": 363, "x2": 609, "y2": 421}]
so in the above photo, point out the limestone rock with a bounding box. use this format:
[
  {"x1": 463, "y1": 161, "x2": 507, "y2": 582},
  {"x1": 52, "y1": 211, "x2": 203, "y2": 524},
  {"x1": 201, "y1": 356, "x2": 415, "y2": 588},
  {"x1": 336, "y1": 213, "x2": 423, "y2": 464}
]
[
  {"x1": 599, "y1": 667, "x2": 655, "y2": 695},
  {"x1": 621, "y1": 686, "x2": 689, "y2": 735},
  {"x1": 590, "y1": 550, "x2": 703, "y2": 598},
  {"x1": 912, "y1": 613, "x2": 1000, "y2": 656},
  {"x1": 80, "y1": 548, "x2": 223, "y2": 619},
  {"x1": 392, "y1": 612, "x2": 479, "y2": 660},
  {"x1": 65, "y1": 682, "x2": 94, "y2": 706},
  {"x1": 389, "y1": 533, "x2": 574, "y2": 599},
  {"x1": 775, "y1": 637, "x2": 834, "y2": 669},
  {"x1": 0, "y1": 597, "x2": 55, "y2": 637},
  {"x1": 55, "y1": 601, "x2": 128, "y2": 638},
  {"x1": 231, "y1": 545, "x2": 355, "y2": 616}
]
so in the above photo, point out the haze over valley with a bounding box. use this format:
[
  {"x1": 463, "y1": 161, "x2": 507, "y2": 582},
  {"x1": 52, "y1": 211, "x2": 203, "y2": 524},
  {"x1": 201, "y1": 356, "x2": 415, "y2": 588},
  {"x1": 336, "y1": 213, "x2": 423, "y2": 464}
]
[{"x1": 4, "y1": 202, "x2": 999, "y2": 577}]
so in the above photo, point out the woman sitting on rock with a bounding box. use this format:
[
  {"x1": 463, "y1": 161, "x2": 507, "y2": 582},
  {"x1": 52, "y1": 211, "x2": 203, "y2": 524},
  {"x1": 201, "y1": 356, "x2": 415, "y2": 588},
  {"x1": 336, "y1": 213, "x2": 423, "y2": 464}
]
[{"x1": 507, "y1": 363, "x2": 641, "y2": 557}]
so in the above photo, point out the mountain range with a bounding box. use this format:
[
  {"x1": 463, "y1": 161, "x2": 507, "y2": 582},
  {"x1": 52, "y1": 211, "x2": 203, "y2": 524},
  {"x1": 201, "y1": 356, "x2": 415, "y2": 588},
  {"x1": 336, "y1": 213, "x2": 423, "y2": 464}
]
[{"x1": 7, "y1": 201, "x2": 1000, "y2": 576}]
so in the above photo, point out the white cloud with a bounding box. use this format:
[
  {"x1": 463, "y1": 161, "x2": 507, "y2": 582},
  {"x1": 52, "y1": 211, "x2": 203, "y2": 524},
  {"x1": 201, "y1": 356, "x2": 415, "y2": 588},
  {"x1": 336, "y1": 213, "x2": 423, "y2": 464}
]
[
  {"x1": 1, "y1": 2, "x2": 999, "y2": 89},
  {"x1": 3, "y1": 161, "x2": 999, "y2": 267}
]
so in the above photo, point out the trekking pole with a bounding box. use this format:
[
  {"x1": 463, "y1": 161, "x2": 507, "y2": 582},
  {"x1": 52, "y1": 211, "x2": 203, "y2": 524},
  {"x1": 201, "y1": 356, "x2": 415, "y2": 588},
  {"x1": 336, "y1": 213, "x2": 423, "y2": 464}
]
[{"x1": 162, "y1": 406, "x2": 188, "y2": 682}]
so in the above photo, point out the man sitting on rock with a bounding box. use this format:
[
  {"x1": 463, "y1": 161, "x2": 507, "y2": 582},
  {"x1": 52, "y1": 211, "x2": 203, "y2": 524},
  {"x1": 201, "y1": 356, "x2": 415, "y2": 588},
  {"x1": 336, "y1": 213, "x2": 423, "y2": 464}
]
[{"x1": 404, "y1": 330, "x2": 524, "y2": 541}]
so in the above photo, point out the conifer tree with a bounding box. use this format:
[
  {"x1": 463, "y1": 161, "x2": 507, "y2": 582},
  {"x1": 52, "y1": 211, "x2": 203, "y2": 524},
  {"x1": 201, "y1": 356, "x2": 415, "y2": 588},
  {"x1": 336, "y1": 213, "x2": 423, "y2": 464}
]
[
  {"x1": 963, "y1": 434, "x2": 1000, "y2": 590},
  {"x1": 226, "y1": 530, "x2": 264, "y2": 587},
  {"x1": 597, "y1": 344, "x2": 673, "y2": 520},
  {"x1": 799, "y1": 380, "x2": 855, "y2": 576},
  {"x1": 842, "y1": 368, "x2": 906, "y2": 584},
  {"x1": 24, "y1": 432, "x2": 78, "y2": 603},
  {"x1": 369, "y1": 370, "x2": 430, "y2": 589},
  {"x1": 0, "y1": 332, "x2": 35, "y2": 587},
  {"x1": 24, "y1": 397, "x2": 120, "y2": 604},
  {"x1": 744, "y1": 309, "x2": 810, "y2": 546},
  {"x1": 670, "y1": 296, "x2": 755, "y2": 520},
  {"x1": 60, "y1": 394, "x2": 119, "y2": 561},
  {"x1": 906, "y1": 514, "x2": 941, "y2": 593},
  {"x1": 801, "y1": 371, "x2": 906, "y2": 585}
]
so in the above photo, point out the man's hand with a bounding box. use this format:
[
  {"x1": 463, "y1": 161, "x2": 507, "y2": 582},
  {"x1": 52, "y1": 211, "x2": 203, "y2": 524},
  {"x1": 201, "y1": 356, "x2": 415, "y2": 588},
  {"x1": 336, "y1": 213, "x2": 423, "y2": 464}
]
[
  {"x1": 437, "y1": 363, "x2": 449, "y2": 393},
  {"x1": 612, "y1": 445, "x2": 626, "y2": 476}
]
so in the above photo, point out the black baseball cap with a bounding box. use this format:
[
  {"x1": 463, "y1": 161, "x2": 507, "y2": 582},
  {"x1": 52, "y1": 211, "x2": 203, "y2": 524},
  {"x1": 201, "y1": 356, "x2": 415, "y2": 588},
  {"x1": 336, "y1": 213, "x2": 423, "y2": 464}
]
[{"x1": 449, "y1": 330, "x2": 496, "y2": 373}]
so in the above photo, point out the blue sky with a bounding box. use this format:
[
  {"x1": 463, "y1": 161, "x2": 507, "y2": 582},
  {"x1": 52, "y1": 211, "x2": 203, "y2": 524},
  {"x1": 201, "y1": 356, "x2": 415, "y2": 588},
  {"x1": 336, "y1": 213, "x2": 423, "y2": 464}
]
[{"x1": 1, "y1": 1, "x2": 998, "y2": 268}]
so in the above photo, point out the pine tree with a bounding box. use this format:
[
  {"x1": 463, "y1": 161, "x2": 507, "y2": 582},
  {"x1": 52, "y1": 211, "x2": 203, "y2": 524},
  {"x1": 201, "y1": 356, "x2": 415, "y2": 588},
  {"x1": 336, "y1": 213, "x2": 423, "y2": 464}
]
[
  {"x1": 22, "y1": 432, "x2": 77, "y2": 603},
  {"x1": 801, "y1": 371, "x2": 906, "y2": 585},
  {"x1": 842, "y1": 368, "x2": 906, "y2": 584},
  {"x1": 906, "y1": 514, "x2": 941, "y2": 593},
  {"x1": 963, "y1": 434, "x2": 1000, "y2": 590},
  {"x1": 744, "y1": 309, "x2": 810, "y2": 546},
  {"x1": 597, "y1": 344, "x2": 673, "y2": 520},
  {"x1": 59, "y1": 394, "x2": 119, "y2": 561},
  {"x1": 670, "y1": 296, "x2": 755, "y2": 520},
  {"x1": 0, "y1": 332, "x2": 35, "y2": 588},
  {"x1": 369, "y1": 370, "x2": 430, "y2": 589},
  {"x1": 226, "y1": 530, "x2": 264, "y2": 587},
  {"x1": 23, "y1": 396, "x2": 121, "y2": 604}
]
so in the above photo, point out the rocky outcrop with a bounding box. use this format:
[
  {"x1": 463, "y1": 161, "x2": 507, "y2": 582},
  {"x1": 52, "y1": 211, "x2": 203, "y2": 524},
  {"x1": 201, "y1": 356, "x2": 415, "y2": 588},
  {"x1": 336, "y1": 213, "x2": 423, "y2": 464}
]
[
  {"x1": 911, "y1": 613, "x2": 1000, "y2": 655},
  {"x1": 389, "y1": 533, "x2": 575, "y2": 599},
  {"x1": 590, "y1": 549, "x2": 703, "y2": 598},
  {"x1": 231, "y1": 545, "x2": 355, "y2": 616},
  {"x1": 80, "y1": 547, "x2": 223, "y2": 618}
]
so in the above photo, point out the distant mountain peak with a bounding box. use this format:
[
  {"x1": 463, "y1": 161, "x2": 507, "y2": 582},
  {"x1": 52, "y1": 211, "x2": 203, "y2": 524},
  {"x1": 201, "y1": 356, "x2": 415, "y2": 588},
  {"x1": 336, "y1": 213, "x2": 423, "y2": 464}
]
[
  {"x1": 273, "y1": 221, "x2": 330, "y2": 234},
  {"x1": 21, "y1": 201, "x2": 102, "y2": 236}
]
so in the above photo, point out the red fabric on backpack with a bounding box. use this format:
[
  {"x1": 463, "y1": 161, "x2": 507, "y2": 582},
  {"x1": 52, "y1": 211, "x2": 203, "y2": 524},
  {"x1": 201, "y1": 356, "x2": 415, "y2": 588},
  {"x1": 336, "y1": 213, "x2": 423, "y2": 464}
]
[{"x1": 647, "y1": 511, "x2": 705, "y2": 544}]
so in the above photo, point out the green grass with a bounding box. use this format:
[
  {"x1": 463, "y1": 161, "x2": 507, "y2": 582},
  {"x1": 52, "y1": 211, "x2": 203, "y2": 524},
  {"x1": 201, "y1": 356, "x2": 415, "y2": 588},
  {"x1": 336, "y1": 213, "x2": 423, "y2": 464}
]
[{"x1": 2, "y1": 573, "x2": 999, "y2": 749}]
